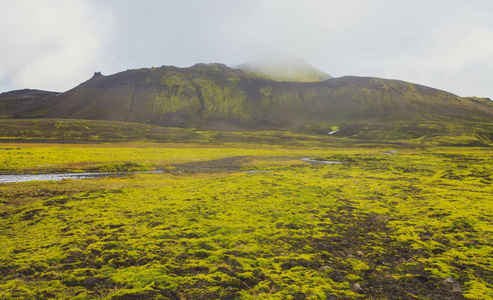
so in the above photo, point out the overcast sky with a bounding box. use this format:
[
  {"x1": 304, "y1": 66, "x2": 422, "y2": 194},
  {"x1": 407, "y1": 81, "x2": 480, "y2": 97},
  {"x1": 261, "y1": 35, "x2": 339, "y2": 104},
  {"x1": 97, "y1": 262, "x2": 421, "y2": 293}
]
[{"x1": 1, "y1": 0, "x2": 492, "y2": 98}]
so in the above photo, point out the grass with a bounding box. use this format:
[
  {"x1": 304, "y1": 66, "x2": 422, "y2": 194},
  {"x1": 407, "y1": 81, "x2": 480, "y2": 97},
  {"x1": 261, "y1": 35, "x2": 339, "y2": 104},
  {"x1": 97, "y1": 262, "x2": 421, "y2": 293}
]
[
  {"x1": 1, "y1": 118, "x2": 492, "y2": 148},
  {"x1": 0, "y1": 142, "x2": 492, "y2": 299},
  {"x1": 0, "y1": 142, "x2": 349, "y2": 174}
]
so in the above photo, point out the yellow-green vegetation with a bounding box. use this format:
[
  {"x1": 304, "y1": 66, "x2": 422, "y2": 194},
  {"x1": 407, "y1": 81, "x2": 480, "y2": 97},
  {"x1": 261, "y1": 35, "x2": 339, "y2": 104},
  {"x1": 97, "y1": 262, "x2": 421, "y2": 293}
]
[
  {"x1": 0, "y1": 119, "x2": 340, "y2": 146},
  {"x1": 0, "y1": 142, "x2": 334, "y2": 174},
  {"x1": 2, "y1": 118, "x2": 492, "y2": 148},
  {"x1": 0, "y1": 119, "x2": 168, "y2": 142},
  {"x1": 0, "y1": 143, "x2": 492, "y2": 299},
  {"x1": 144, "y1": 65, "x2": 255, "y2": 124},
  {"x1": 3, "y1": 64, "x2": 493, "y2": 132}
]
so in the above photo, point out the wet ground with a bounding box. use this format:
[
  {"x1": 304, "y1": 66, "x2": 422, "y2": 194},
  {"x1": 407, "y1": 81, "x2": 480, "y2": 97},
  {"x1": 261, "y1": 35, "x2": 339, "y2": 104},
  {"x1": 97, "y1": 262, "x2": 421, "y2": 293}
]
[
  {"x1": 0, "y1": 170, "x2": 164, "y2": 184},
  {"x1": 0, "y1": 172, "x2": 119, "y2": 183},
  {"x1": 0, "y1": 156, "x2": 340, "y2": 183},
  {"x1": 299, "y1": 157, "x2": 341, "y2": 164}
]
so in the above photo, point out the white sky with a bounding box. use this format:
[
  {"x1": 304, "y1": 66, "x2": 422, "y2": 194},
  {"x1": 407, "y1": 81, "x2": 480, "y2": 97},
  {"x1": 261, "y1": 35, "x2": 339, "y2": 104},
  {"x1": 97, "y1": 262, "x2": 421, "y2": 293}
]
[{"x1": 1, "y1": 0, "x2": 492, "y2": 98}]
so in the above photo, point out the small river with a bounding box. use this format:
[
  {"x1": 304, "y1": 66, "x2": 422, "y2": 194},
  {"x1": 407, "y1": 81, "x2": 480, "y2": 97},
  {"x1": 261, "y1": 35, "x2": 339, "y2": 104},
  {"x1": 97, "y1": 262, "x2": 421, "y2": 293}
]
[
  {"x1": 0, "y1": 170, "x2": 165, "y2": 184},
  {"x1": 299, "y1": 158, "x2": 341, "y2": 164},
  {"x1": 0, "y1": 172, "x2": 119, "y2": 183},
  {"x1": 0, "y1": 158, "x2": 340, "y2": 183}
]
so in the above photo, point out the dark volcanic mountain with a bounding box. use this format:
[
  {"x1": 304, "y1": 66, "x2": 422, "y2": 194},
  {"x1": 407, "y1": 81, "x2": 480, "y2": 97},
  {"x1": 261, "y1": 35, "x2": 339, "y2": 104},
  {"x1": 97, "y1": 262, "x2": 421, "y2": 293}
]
[
  {"x1": 0, "y1": 89, "x2": 59, "y2": 118},
  {"x1": 2, "y1": 63, "x2": 493, "y2": 132}
]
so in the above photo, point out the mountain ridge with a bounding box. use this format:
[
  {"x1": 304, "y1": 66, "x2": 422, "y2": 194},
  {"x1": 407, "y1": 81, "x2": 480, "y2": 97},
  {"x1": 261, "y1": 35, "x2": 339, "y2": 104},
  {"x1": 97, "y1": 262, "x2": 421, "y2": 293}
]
[{"x1": 1, "y1": 63, "x2": 492, "y2": 141}]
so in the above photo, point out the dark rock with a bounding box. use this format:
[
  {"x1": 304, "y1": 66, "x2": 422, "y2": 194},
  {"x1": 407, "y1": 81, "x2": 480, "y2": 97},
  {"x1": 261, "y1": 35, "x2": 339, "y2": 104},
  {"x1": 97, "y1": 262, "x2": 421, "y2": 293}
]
[
  {"x1": 216, "y1": 266, "x2": 235, "y2": 276},
  {"x1": 108, "y1": 224, "x2": 125, "y2": 229},
  {"x1": 64, "y1": 250, "x2": 84, "y2": 263},
  {"x1": 82, "y1": 276, "x2": 112, "y2": 290},
  {"x1": 111, "y1": 289, "x2": 179, "y2": 300}
]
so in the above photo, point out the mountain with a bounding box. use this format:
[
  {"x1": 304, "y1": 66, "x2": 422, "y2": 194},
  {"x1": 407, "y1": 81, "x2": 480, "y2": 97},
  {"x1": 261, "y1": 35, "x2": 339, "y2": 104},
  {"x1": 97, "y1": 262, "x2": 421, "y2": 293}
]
[
  {"x1": 0, "y1": 89, "x2": 59, "y2": 118},
  {"x1": 236, "y1": 57, "x2": 331, "y2": 82},
  {"x1": 1, "y1": 63, "x2": 493, "y2": 143}
]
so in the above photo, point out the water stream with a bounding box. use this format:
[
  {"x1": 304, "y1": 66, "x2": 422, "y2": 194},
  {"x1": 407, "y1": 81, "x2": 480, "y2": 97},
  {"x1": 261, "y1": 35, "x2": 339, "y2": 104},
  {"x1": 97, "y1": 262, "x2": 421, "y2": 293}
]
[
  {"x1": 0, "y1": 170, "x2": 164, "y2": 184},
  {"x1": 0, "y1": 158, "x2": 341, "y2": 183},
  {"x1": 0, "y1": 172, "x2": 120, "y2": 183},
  {"x1": 299, "y1": 157, "x2": 341, "y2": 164}
]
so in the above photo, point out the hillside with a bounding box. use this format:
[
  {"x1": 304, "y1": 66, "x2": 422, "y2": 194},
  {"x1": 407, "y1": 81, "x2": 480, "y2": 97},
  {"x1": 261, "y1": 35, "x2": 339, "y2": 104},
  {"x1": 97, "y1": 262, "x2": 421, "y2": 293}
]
[
  {"x1": 4, "y1": 64, "x2": 492, "y2": 126},
  {"x1": 0, "y1": 89, "x2": 59, "y2": 118},
  {"x1": 1, "y1": 63, "x2": 493, "y2": 144}
]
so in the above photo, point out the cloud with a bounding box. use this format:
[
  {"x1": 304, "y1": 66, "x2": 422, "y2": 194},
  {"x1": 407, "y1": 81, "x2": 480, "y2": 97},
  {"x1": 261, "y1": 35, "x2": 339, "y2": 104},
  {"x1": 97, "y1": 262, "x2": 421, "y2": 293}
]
[
  {"x1": 370, "y1": 1, "x2": 493, "y2": 96},
  {"x1": 99, "y1": 0, "x2": 382, "y2": 69},
  {"x1": 0, "y1": 0, "x2": 115, "y2": 92},
  {"x1": 1, "y1": 0, "x2": 492, "y2": 97}
]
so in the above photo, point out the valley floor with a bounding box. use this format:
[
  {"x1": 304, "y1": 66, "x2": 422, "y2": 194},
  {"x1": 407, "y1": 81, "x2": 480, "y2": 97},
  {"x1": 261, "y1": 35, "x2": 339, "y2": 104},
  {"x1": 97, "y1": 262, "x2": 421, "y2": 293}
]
[{"x1": 0, "y1": 143, "x2": 492, "y2": 299}]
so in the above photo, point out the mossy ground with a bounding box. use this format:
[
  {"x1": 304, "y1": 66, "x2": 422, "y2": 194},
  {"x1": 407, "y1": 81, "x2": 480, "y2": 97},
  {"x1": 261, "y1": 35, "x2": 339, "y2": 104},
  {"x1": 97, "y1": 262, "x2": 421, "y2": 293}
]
[
  {"x1": 1, "y1": 118, "x2": 492, "y2": 148},
  {"x1": 0, "y1": 143, "x2": 492, "y2": 299}
]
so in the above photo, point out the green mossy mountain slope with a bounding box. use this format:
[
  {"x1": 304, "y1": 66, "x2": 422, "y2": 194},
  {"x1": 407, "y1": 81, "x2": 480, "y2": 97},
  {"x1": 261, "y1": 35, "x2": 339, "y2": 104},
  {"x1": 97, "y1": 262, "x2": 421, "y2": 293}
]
[{"x1": 2, "y1": 63, "x2": 493, "y2": 133}]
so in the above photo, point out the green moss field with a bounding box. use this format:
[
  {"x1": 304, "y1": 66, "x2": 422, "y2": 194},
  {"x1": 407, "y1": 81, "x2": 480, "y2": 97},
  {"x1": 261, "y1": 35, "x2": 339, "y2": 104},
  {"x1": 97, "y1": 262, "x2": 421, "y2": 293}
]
[{"x1": 0, "y1": 141, "x2": 492, "y2": 299}]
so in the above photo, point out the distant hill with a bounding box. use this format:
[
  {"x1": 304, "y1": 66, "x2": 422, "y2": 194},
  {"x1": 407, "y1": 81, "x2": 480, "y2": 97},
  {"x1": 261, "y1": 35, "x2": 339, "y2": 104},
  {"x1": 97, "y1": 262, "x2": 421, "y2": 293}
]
[
  {"x1": 0, "y1": 89, "x2": 58, "y2": 118},
  {"x1": 236, "y1": 58, "x2": 331, "y2": 82},
  {"x1": 1, "y1": 63, "x2": 492, "y2": 143}
]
